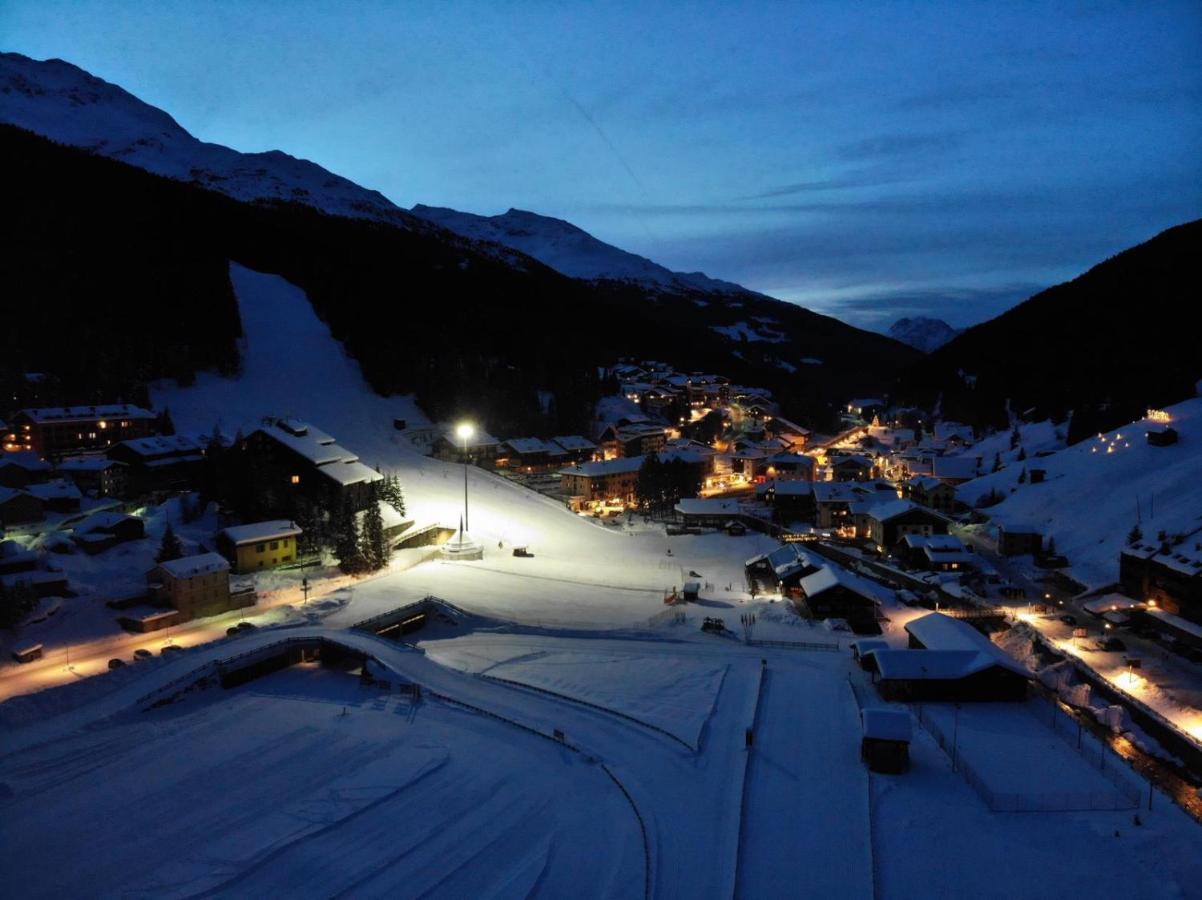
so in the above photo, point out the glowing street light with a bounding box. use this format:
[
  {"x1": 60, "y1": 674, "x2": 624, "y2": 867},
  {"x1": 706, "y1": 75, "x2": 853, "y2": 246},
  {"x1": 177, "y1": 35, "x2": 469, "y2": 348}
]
[{"x1": 456, "y1": 422, "x2": 475, "y2": 532}]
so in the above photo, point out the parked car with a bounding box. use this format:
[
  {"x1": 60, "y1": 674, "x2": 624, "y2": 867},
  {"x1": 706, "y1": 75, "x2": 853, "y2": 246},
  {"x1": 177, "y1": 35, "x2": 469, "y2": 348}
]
[
  {"x1": 226, "y1": 626, "x2": 241, "y2": 637},
  {"x1": 1094, "y1": 637, "x2": 1127, "y2": 652},
  {"x1": 107, "y1": 658, "x2": 126, "y2": 670},
  {"x1": 161, "y1": 644, "x2": 183, "y2": 656},
  {"x1": 1058, "y1": 615, "x2": 1078, "y2": 626},
  {"x1": 235, "y1": 621, "x2": 257, "y2": 632},
  {"x1": 133, "y1": 648, "x2": 153, "y2": 660}
]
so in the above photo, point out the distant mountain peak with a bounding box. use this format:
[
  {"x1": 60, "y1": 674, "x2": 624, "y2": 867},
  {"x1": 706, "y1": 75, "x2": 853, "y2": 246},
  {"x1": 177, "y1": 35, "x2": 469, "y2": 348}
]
[
  {"x1": 0, "y1": 51, "x2": 419, "y2": 228},
  {"x1": 409, "y1": 203, "x2": 747, "y2": 293},
  {"x1": 888, "y1": 316, "x2": 960, "y2": 352}
]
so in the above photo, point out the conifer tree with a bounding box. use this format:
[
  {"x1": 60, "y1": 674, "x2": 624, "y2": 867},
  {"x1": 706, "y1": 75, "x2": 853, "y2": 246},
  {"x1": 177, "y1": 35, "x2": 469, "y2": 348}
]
[
  {"x1": 334, "y1": 498, "x2": 364, "y2": 573},
  {"x1": 156, "y1": 522, "x2": 183, "y2": 563},
  {"x1": 361, "y1": 485, "x2": 388, "y2": 571}
]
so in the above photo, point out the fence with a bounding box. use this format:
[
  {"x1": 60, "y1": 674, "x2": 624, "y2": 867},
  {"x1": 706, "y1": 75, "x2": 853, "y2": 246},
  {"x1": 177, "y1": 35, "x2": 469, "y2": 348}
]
[
  {"x1": 746, "y1": 638, "x2": 840, "y2": 653},
  {"x1": 913, "y1": 703, "x2": 1139, "y2": 812}
]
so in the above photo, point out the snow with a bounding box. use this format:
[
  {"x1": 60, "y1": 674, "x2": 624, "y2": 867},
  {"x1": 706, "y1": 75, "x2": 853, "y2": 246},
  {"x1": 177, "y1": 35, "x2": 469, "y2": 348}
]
[
  {"x1": 861, "y1": 707, "x2": 912, "y2": 741},
  {"x1": 710, "y1": 321, "x2": 788, "y2": 343},
  {"x1": 156, "y1": 551, "x2": 229, "y2": 579},
  {"x1": 220, "y1": 520, "x2": 302, "y2": 545},
  {"x1": 957, "y1": 398, "x2": 1202, "y2": 587},
  {"x1": 887, "y1": 316, "x2": 960, "y2": 352},
  {"x1": 2, "y1": 258, "x2": 1199, "y2": 894},
  {"x1": 0, "y1": 53, "x2": 420, "y2": 229},
  {"x1": 409, "y1": 204, "x2": 748, "y2": 294}
]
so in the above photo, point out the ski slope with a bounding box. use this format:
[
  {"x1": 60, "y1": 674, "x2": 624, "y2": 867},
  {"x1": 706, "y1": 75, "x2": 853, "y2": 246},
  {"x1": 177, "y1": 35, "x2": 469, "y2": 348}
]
[
  {"x1": 957, "y1": 398, "x2": 1202, "y2": 587},
  {"x1": 152, "y1": 263, "x2": 781, "y2": 626}
]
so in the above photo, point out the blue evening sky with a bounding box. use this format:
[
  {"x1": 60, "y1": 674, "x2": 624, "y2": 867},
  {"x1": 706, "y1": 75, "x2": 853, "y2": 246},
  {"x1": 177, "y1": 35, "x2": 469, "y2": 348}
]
[{"x1": 4, "y1": 1, "x2": 1200, "y2": 329}]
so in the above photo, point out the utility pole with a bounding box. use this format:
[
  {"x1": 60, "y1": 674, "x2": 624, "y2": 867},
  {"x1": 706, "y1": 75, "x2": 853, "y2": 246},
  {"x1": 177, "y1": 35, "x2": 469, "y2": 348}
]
[{"x1": 302, "y1": 576, "x2": 311, "y2": 606}]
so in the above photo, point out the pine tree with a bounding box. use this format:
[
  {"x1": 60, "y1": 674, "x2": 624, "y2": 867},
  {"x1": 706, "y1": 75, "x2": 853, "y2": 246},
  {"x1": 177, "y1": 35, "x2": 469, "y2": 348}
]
[
  {"x1": 1017, "y1": 467, "x2": 1027, "y2": 484},
  {"x1": 1127, "y1": 524, "x2": 1143, "y2": 545},
  {"x1": 992, "y1": 452, "x2": 1003, "y2": 473},
  {"x1": 156, "y1": 523, "x2": 183, "y2": 563},
  {"x1": 1009, "y1": 424, "x2": 1021, "y2": 450},
  {"x1": 361, "y1": 486, "x2": 388, "y2": 571},
  {"x1": 379, "y1": 473, "x2": 406, "y2": 517},
  {"x1": 334, "y1": 498, "x2": 364, "y2": 573},
  {"x1": 1016, "y1": 446, "x2": 1027, "y2": 461}
]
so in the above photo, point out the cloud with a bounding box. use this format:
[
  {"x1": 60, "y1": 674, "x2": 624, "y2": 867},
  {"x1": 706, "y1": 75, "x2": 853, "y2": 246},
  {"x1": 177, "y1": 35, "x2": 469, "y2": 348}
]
[
  {"x1": 736, "y1": 169, "x2": 909, "y2": 199},
  {"x1": 833, "y1": 131, "x2": 968, "y2": 161}
]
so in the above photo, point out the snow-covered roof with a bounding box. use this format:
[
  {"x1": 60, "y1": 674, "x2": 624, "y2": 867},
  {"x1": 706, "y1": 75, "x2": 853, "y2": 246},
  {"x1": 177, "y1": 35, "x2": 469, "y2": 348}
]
[
  {"x1": 15, "y1": 404, "x2": 155, "y2": 424},
  {"x1": 503, "y1": 437, "x2": 565, "y2": 456},
  {"x1": 220, "y1": 520, "x2": 302, "y2": 546},
  {"x1": 906, "y1": 475, "x2": 944, "y2": 491},
  {"x1": 768, "y1": 452, "x2": 816, "y2": 467},
  {"x1": 0, "y1": 486, "x2": 32, "y2": 506},
  {"x1": 757, "y1": 480, "x2": 814, "y2": 497},
  {"x1": 73, "y1": 511, "x2": 139, "y2": 535},
  {"x1": 861, "y1": 708, "x2": 912, "y2": 742},
  {"x1": 440, "y1": 427, "x2": 501, "y2": 448},
  {"x1": 1082, "y1": 593, "x2": 1143, "y2": 615},
  {"x1": 902, "y1": 534, "x2": 965, "y2": 551},
  {"x1": 318, "y1": 459, "x2": 384, "y2": 487},
  {"x1": 675, "y1": 498, "x2": 742, "y2": 517},
  {"x1": 869, "y1": 649, "x2": 1027, "y2": 680},
  {"x1": 26, "y1": 480, "x2": 81, "y2": 502},
  {"x1": 812, "y1": 482, "x2": 868, "y2": 504},
  {"x1": 0, "y1": 451, "x2": 51, "y2": 472},
  {"x1": 57, "y1": 456, "x2": 125, "y2": 472},
  {"x1": 833, "y1": 454, "x2": 873, "y2": 468},
  {"x1": 799, "y1": 565, "x2": 889, "y2": 604},
  {"x1": 551, "y1": 435, "x2": 597, "y2": 452},
  {"x1": 113, "y1": 434, "x2": 204, "y2": 458},
  {"x1": 560, "y1": 457, "x2": 644, "y2": 477},
  {"x1": 902, "y1": 613, "x2": 1029, "y2": 677},
  {"x1": 157, "y1": 552, "x2": 230, "y2": 579}
]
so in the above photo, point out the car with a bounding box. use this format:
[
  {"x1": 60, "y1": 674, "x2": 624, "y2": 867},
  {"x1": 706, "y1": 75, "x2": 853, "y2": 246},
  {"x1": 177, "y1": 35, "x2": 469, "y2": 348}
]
[
  {"x1": 133, "y1": 648, "x2": 153, "y2": 660},
  {"x1": 1058, "y1": 615, "x2": 1078, "y2": 626},
  {"x1": 1094, "y1": 637, "x2": 1127, "y2": 652},
  {"x1": 107, "y1": 658, "x2": 126, "y2": 670},
  {"x1": 226, "y1": 626, "x2": 241, "y2": 637},
  {"x1": 161, "y1": 644, "x2": 183, "y2": 656},
  {"x1": 235, "y1": 621, "x2": 257, "y2": 632}
]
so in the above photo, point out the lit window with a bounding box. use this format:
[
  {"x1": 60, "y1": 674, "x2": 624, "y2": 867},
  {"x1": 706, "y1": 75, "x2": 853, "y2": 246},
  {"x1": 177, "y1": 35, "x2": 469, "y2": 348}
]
[{"x1": 291, "y1": 474, "x2": 300, "y2": 484}]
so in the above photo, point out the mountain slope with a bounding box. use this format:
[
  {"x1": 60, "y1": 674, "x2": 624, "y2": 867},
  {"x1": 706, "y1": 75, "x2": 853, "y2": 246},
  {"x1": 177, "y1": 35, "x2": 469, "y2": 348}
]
[
  {"x1": 901, "y1": 220, "x2": 1202, "y2": 437},
  {"x1": 410, "y1": 204, "x2": 746, "y2": 293},
  {"x1": 888, "y1": 317, "x2": 959, "y2": 353},
  {"x1": 2, "y1": 124, "x2": 918, "y2": 435},
  {"x1": 0, "y1": 51, "x2": 420, "y2": 229}
]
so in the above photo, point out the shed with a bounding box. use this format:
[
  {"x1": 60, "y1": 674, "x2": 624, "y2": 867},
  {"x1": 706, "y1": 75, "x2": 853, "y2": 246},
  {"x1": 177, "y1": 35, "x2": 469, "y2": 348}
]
[
  {"x1": 682, "y1": 582, "x2": 701, "y2": 602},
  {"x1": 860, "y1": 708, "x2": 912, "y2": 773}
]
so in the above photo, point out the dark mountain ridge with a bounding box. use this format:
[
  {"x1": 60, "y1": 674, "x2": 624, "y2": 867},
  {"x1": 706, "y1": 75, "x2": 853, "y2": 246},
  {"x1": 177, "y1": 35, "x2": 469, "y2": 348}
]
[
  {"x1": 1, "y1": 125, "x2": 917, "y2": 435},
  {"x1": 899, "y1": 219, "x2": 1202, "y2": 440}
]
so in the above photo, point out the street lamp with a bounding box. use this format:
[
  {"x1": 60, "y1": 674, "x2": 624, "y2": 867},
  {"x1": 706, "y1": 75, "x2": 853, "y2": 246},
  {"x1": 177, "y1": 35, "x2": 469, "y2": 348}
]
[{"x1": 455, "y1": 422, "x2": 475, "y2": 532}]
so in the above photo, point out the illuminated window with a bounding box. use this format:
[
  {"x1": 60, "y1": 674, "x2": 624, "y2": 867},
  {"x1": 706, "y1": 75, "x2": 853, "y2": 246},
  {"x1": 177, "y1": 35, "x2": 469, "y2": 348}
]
[{"x1": 291, "y1": 474, "x2": 300, "y2": 484}]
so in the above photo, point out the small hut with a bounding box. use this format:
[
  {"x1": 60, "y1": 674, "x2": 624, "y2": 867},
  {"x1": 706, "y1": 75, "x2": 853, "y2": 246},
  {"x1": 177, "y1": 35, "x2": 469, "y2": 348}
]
[{"x1": 860, "y1": 708, "x2": 912, "y2": 773}]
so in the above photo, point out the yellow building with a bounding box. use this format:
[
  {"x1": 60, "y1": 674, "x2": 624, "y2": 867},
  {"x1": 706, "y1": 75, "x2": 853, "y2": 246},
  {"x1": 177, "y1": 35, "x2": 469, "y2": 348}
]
[{"x1": 217, "y1": 520, "x2": 303, "y2": 573}]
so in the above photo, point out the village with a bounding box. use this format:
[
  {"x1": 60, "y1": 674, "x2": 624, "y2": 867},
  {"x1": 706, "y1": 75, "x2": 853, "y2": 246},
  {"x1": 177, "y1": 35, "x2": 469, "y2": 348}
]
[{"x1": 0, "y1": 265, "x2": 1200, "y2": 897}]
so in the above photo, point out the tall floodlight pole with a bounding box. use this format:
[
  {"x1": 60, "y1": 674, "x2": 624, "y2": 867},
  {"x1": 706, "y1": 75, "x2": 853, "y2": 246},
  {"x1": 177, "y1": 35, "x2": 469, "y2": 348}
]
[{"x1": 456, "y1": 422, "x2": 475, "y2": 533}]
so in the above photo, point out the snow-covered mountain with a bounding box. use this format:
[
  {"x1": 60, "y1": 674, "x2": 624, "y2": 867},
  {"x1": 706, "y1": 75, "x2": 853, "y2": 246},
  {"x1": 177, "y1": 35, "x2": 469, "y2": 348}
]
[
  {"x1": 888, "y1": 316, "x2": 960, "y2": 352},
  {"x1": 0, "y1": 52, "x2": 419, "y2": 228},
  {"x1": 409, "y1": 204, "x2": 747, "y2": 293}
]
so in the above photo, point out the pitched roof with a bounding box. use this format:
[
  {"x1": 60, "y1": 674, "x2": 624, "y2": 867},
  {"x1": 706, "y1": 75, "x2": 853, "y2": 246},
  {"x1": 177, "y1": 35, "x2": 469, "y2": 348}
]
[
  {"x1": 861, "y1": 708, "x2": 912, "y2": 742},
  {"x1": 220, "y1": 520, "x2": 303, "y2": 545},
  {"x1": 902, "y1": 613, "x2": 1029, "y2": 677},
  {"x1": 157, "y1": 552, "x2": 230, "y2": 579}
]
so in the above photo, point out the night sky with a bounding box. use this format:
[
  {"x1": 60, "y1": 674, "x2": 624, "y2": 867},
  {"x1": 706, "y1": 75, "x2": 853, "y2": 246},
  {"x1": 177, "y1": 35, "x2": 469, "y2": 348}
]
[{"x1": 5, "y1": 1, "x2": 1200, "y2": 329}]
